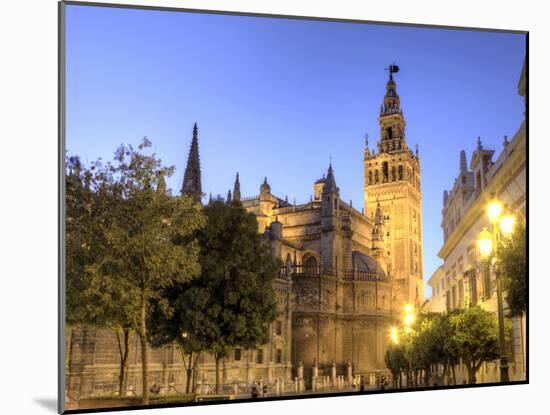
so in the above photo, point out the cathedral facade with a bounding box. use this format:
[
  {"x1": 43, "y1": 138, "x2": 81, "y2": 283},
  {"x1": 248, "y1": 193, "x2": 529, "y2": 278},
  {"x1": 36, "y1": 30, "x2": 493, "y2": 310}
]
[{"x1": 66, "y1": 68, "x2": 423, "y2": 400}]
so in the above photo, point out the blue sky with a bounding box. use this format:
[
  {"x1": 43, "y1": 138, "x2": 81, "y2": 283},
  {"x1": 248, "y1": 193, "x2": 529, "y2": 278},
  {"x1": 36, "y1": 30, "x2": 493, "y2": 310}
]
[{"x1": 65, "y1": 4, "x2": 526, "y2": 298}]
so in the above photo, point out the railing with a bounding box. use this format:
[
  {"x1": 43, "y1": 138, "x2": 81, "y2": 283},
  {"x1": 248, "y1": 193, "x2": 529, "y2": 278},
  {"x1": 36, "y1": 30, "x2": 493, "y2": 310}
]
[{"x1": 280, "y1": 265, "x2": 387, "y2": 282}]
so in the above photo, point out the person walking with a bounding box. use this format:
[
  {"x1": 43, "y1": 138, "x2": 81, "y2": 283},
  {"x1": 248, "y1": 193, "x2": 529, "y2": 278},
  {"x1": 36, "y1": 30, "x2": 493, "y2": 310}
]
[
  {"x1": 251, "y1": 383, "x2": 258, "y2": 399},
  {"x1": 262, "y1": 382, "x2": 268, "y2": 398}
]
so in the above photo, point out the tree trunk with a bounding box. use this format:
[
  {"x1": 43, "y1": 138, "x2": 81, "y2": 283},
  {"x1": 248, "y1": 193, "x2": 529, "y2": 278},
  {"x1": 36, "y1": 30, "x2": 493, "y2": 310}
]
[
  {"x1": 140, "y1": 300, "x2": 149, "y2": 405},
  {"x1": 451, "y1": 364, "x2": 456, "y2": 385},
  {"x1": 215, "y1": 354, "x2": 221, "y2": 394},
  {"x1": 116, "y1": 329, "x2": 131, "y2": 396},
  {"x1": 185, "y1": 368, "x2": 193, "y2": 395},
  {"x1": 467, "y1": 364, "x2": 476, "y2": 384}
]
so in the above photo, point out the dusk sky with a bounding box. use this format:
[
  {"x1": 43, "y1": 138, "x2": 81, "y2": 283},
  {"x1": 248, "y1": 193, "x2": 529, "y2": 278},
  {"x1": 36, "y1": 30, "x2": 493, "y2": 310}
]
[{"x1": 65, "y1": 4, "x2": 526, "y2": 298}]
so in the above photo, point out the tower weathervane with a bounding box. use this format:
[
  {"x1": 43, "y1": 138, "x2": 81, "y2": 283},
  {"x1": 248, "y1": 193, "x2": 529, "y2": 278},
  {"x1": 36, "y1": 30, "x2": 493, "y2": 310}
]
[{"x1": 385, "y1": 63, "x2": 400, "y2": 80}]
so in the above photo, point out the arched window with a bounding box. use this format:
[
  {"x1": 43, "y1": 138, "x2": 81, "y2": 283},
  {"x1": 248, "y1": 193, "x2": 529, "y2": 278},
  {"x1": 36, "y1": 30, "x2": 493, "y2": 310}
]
[
  {"x1": 391, "y1": 166, "x2": 396, "y2": 182},
  {"x1": 382, "y1": 162, "x2": 389, "y2": 182},
  {"x1": 398, "y1": 165, "x2": 403, "y2": 180},
  {"x1": 368, "y1": 171, "x2": 373, "y2": 185},
  {"x1": 304, "y1": 256, "x2": 318, "y2": 275},
  {"x1": 374, "y1": 170, "x2": 379, "y2": 184},
  {"x1": 387, "y1": 127, "x2": 393, "y2": 139}
]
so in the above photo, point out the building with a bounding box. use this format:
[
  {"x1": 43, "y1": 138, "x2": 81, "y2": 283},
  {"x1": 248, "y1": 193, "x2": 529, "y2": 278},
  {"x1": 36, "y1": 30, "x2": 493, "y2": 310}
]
[
  {"x1": 426, "y1": 58, "x2": 527, "y2": 383},
  {"x1": 66, "y1": 67, "x2": 423, "y2": 399}
]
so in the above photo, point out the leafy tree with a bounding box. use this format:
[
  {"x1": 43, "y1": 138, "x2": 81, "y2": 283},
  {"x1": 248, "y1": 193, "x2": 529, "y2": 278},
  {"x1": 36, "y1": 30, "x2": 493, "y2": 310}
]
[
  {"x1": 189, "y1": 199, "x2": 281, "y2": 393},
  {"x1": 450, "y1": 306, "x2": 505, "y2": 384},
  {"x1": 67, "y1": 139, "x2": 205, "y2": 404},
  {"x1": 148, "y1": 284, "x2": 206, "y2": 394},
  {"x1": 438, "y1": 312, "x2": 460, "y2": 385},
  {"x1": 384, "y1": 343, "x2": 407, "y2": 388},
  {"x1": 66, "y1": 155, "x2": 138, "y2": 396},
  {"x1": 499, "y1": 221, "x2": 527, "y2": 318}
]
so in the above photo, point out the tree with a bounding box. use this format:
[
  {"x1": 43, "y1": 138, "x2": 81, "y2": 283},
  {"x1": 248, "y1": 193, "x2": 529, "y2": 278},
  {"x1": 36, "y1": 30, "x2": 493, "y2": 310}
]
[
  {"x1": 450, "y1": 306, "x2": 504, "y2": 384},
  {"x1": 148, "y1": 283, "x2": 206, "y2": 394},
  {"x1": 499, "y1": 221, "x2": 527, "y2": 318},
  {"x1": 384, "y1": 343, "x2": 407, "y2": 388},
  {"x1": 190, "y1": 199, "x2": 281, "y2": 393},
  {"x1": 67, "y1": 139, "x2": 205, "y2": 404},
  {"x1": 66, "y1": 155, "x2": 138, "y2": 397}
]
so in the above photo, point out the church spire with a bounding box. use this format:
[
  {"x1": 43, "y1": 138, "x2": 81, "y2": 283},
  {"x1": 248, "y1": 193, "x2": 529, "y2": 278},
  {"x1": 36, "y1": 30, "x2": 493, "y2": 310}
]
[
  {"x1": 233, "y1": 172, "x2": 241, "y2": 202},
  {"x1": 323, "y1": 163, "x2": 338, "y2": 194},
  {"x1": 181, "y1": 122, "x2": 202, "y2": 202},
  {"x1": 460, "y1": 150, "x2": 468, "y2": 173}
]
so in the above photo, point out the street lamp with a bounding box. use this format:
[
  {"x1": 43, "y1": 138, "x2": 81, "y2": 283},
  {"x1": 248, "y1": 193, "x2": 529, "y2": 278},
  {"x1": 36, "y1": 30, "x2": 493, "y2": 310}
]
[
  {"x1": 390, "y1": 326, "x2": 399, "y2": 345},
  {"x1": 477, "y1": 197, "x2": 516, "y2": 383}
]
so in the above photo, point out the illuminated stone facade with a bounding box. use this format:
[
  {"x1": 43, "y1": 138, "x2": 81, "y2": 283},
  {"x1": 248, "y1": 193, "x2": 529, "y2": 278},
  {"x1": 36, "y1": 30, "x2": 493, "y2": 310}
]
[
  {"x1": 425, "y1": 58, "x2": 527, "y2": 383},
  {"x1": 66, "y1": 70, "x2": 423, "y2": 400}
]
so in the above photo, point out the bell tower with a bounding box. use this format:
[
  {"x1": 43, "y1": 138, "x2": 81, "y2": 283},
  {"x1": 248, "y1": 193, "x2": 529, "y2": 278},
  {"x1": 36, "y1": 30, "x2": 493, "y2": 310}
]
[{"x1": 364, "y1": 64, "x2": 424, "y2": 308}]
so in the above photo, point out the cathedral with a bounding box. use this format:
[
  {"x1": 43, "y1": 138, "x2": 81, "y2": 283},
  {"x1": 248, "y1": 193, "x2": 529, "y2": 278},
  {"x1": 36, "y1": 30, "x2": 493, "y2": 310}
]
[{"x1": 66, "y1": 67, "x2": 424, "y2": 399}]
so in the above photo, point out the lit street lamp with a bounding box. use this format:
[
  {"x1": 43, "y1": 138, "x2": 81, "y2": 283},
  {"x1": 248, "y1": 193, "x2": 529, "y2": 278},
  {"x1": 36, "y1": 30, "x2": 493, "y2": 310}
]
[{"x1": 477, "y1": 197, "x2": 516, "y2": 383}]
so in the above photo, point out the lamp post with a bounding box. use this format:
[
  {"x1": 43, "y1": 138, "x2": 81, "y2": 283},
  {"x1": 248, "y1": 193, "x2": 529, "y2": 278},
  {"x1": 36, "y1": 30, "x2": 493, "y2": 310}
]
[{"x1": 477, "y1": 197, "x2": 516, "y2": 383}]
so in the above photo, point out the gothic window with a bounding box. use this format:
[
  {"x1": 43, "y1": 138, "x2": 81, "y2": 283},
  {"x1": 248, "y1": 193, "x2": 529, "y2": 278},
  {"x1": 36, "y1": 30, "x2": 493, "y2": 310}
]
[
  {"x1": 304, "y1": 256, "x2": 318, "y2": 275},
  {"x1": 375, "y1": 170, "x2": 379, "y2": 183},
  {"x1": 276, "y1": 349, "x2": 283, "y2": 364},
  {"x1": 382, "y1": 162, "x2": 389, "y2": 182},
  {"x1": 391, "y1": 166, "x2": 396, "y2": 182},
  {"x1": 387, "y1": 127, "x2": 393, "y2": 139},
  {"x1": 234, "y1": 348, "x2": 242, "y2": 361},
  {"x1": 276, "y1": 320, "x2": 283, "y2": 335},
  {"x1": 256, "y1": 349, "x2": 264, "y2": 364},
  {"x1": 398, "y1": 165, "x2": 403, "y2": 180},
  {"x1": 368, "y1": 171, "x2": 373, "y2": 185}
]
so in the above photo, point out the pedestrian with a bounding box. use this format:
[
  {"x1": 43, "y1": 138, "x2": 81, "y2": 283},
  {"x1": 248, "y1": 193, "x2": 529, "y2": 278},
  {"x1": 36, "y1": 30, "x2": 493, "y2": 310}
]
[
  {"x1": 360, "y1": 376, "x2": 365, "y2": 392},
  {"x1": 262, "y1": 382, "x2": 268, "y2": 398},
  {"x1": 351, "y1": 377, "x2": 356, "y2": 391},
  {"x1": 251, "y1": 383, "x2": 258, "y2": 399}
]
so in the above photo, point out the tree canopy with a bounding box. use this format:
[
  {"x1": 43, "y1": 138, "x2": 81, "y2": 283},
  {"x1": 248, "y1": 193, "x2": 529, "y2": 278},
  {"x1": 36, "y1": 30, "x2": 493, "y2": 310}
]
[{"x1": 499, "y1": 221, "x2": 527, "y2": 318}]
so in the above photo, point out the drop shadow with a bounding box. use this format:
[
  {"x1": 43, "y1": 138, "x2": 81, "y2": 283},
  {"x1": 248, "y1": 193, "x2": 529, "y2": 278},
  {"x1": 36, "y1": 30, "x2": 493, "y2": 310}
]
[{"x1": 34, "y1": 398, "x2": 58, "y2": 412}]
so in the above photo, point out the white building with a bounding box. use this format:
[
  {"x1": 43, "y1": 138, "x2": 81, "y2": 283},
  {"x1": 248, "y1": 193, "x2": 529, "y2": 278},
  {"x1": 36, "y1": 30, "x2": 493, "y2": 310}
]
[{"x1": 427, "y1": 58, "x2": 526, "y2": 383}]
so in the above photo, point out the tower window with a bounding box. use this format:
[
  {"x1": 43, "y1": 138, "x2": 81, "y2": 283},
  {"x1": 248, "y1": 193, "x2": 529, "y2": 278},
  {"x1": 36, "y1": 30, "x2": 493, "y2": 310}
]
[
  {"x1": 387, "y1": 127, "x2": 393, "y2": 139},
  {"x1": 382, "y1": 162, "x2": 389, "y2": 182},
  {"x1": 276, "y1": 320, "x2": 283, "y2": 335},
  {"x1": 256, "y1": 349, "x2": 264, "y2": 364},
  {"x1": 398, "y1": 165, "x2": 403, "y2": 180},
  {"x1": 276, "y1": 349, "x2": 283, "y2": 364},
  {"x1": 234, "y1": 348, "x2": 241, "y2": 361}
]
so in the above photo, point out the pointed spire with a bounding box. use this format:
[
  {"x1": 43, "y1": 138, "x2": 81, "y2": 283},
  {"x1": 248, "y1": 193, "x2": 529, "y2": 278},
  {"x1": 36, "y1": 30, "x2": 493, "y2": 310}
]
[
  {"x1": 226, "y1": 189, "x2": 232, "y2": 203},
  {"x1": 323, "y1": 163, "x2": 337, "y2": 194},
  {"x1": 233, "y1": 172, "x2": 241, "y2": 201},
  {"x1": 503, "y1": 135, "x2": 509, "y2": 147},
  {"x1": 181, "y1": 122, "x2": 202, "y2": 202},
  {"x1": 415, "y1": 144, "x2": 419, "y2": 157},
  {"x1": 460, "y1": 150, "x2": 468, "y2": 172},
  {"x1": 260, "y1": 176, "x2": 271, "y2": 195},
  {"x1": 477, "y1": 136, "x2": 483, "y2": 151},
  {"x1": 208, "y1": 192, "x2": 213, "y2": 204}
]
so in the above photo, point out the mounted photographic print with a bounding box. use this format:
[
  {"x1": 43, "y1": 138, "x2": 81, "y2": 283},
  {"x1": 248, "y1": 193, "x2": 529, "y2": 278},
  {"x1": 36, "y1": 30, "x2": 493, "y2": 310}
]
[{"x1": 59, "y1": 1, "x2": 528, "y2": 413}]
